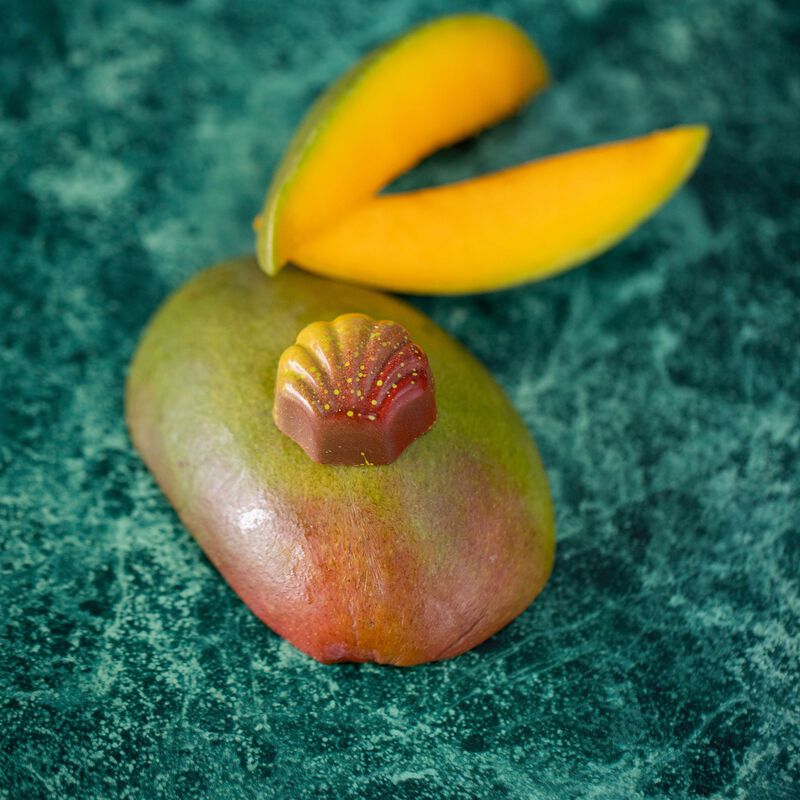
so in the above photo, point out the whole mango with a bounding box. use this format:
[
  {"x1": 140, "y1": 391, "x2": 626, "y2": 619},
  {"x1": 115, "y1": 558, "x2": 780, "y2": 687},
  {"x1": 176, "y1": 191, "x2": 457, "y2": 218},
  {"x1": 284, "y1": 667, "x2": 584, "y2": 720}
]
[{"x1": 126, "y1": 257, "x2": 555, "y2": 665}]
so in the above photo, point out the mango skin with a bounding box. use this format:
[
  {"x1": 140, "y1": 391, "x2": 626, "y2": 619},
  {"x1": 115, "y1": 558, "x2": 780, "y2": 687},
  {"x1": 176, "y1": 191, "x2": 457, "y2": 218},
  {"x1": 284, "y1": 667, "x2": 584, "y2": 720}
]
[{"x1": 125, "y1": 257, "x2": 555, "y2": 665}]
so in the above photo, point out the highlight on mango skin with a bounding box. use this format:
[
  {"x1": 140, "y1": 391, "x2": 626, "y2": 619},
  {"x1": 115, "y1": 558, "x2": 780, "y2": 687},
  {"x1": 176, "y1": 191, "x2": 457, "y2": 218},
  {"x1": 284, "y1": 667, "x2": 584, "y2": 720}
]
[{"x1": 254, "y1": 13, "x2": 709, "y2": 295}]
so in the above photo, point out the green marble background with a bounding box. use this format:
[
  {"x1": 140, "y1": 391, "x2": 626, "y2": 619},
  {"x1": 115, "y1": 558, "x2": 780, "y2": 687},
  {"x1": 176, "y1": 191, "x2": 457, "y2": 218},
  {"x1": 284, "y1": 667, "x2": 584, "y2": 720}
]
[{"x1": 1, "y1": 0, "x2": 798, "y2": 797}]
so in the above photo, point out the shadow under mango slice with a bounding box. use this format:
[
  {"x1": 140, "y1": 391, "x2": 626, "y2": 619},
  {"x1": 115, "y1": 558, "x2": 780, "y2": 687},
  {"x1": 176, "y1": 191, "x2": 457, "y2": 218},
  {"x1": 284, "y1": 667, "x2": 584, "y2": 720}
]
[
  {"x1": 293, "y1": 125, "x2": 709, "y2": 294},
  {"x1": 255, "y1": 13, "x2": 549, "y2": 275}
]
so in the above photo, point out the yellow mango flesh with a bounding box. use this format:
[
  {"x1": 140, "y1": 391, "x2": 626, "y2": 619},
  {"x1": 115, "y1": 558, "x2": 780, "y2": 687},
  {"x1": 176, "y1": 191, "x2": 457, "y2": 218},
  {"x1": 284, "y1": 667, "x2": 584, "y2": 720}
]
[
  {"x1": 292, "y1": 126, "x2": 709, "y2": 294},
  {"x1": 256, "y1": 14, "x2": 549, "y2": 275}
]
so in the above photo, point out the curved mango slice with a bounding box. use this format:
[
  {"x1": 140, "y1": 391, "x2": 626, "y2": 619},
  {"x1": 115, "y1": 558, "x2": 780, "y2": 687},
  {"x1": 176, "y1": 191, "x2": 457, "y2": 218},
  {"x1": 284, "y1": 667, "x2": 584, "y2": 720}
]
[
  {"x1": 291, "y1": 126, "x2": 709, "y2": 294},
  {"x1": 255, "y1": 14, "x2": 549, "y2": 276}
]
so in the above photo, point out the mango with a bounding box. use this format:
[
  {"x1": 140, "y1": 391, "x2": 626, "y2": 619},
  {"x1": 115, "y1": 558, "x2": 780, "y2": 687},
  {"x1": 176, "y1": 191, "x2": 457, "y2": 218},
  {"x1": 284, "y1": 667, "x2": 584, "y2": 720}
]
[
  {"x1": 293, "y1": 125, "x2": 709, "y2": 294},
  {"x1": 126, "y1": 257, "x2": 555, "y2": 665},
  {"x1": 255, "y1": 14, "x2": 549, "y2": 275}
]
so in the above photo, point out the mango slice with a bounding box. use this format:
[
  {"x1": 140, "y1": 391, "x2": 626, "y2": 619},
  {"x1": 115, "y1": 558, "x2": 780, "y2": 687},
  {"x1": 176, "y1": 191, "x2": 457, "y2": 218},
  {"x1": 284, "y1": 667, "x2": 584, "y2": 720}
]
[
  {"x1": 255, "y1": 14, "x2": 549, "y2": 276},
  {"x1": 292, "y1": 125, "x2": 709, "y2": 294},
  {"x1": 126, "y1": 258, "x2": 555, "y2": 666}
]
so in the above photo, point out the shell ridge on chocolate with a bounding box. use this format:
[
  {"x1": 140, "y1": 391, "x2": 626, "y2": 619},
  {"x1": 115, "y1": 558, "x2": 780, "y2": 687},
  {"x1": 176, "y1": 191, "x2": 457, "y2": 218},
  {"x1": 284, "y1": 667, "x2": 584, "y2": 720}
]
[
  {"x1": 280, "y1": 377, "x2": 317, "y2": 415},
  {"x1": 276, "y1": 349, "x2": 320, "y2": 416},
  {"x1": 352, "y1": 314, "x2": 378, "y2": 403},
  {"x1": 280, "y1": 345, "x2": 318, "y2": 388},
  {"x1": 284, "y1": 341, "x2": 335, "y2": 403},
  {"x1": 325, "y1": 318, "x2": 347, "y2": 394},
  {"x1": 332, "y1": 315, "x2": 360, "y2": 407},
  {"x1": 333, "y1": 313, "x2": 380, "y2": 410},
  {"x1": 364, "y1": 321, "x2": 406, "y2": 405},
  {"x1": 273, "y1": 313, "x2": 438, "y2": 465}
]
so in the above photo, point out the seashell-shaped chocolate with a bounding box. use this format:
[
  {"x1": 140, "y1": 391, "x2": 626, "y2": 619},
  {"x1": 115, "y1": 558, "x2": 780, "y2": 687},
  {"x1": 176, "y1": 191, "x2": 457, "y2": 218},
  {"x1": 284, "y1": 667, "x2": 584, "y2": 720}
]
[{"x1": 273, "y1": 313, "x2": 436, "y2": 465}]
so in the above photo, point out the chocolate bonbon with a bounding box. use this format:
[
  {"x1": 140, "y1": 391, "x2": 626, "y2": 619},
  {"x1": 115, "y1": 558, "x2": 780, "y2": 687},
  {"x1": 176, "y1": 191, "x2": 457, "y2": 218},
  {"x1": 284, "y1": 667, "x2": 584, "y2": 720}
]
[{"x1": 273, "y1": 313, "x2": 436, "y2": 465}]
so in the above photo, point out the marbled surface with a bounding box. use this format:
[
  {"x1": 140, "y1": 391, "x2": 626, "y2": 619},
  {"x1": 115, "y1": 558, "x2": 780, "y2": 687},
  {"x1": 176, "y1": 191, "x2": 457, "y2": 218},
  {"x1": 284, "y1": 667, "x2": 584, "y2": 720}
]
[{"x1": 1, "y1": 0, "x2": 798, "y2": 798}]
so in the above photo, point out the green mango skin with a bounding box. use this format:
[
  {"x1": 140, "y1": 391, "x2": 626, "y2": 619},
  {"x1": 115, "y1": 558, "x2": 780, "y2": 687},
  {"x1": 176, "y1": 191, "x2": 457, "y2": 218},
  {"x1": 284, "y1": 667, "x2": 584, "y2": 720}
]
[{"x1": 126, "y1": 257, "x2": 555, "y2": 665}]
